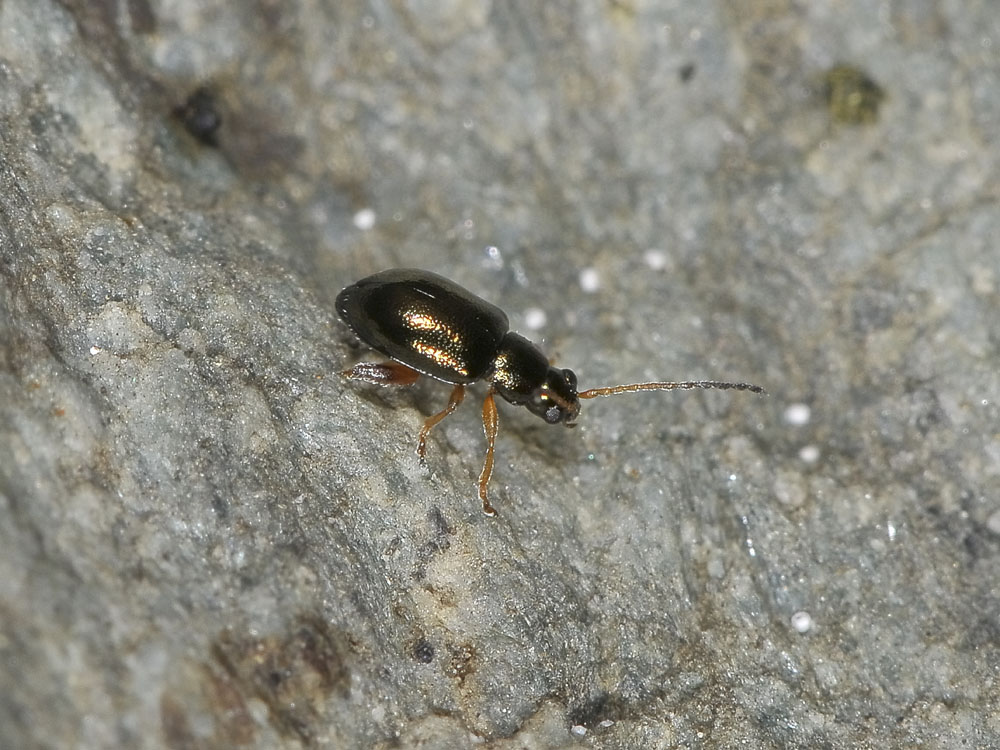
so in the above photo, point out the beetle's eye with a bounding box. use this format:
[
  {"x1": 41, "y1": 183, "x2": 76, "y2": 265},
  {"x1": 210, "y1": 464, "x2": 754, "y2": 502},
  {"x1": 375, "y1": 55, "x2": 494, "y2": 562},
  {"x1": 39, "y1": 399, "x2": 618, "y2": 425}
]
[{"x1": 544, "y1": 405, "x2": 562, "y2": 424}]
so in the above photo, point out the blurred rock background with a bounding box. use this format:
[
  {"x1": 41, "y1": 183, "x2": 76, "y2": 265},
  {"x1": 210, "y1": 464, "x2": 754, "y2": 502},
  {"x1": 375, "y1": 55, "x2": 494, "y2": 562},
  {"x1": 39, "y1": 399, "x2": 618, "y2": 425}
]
[{"x1": 1, "y1": 1, "x2": 998, "y2": 747}]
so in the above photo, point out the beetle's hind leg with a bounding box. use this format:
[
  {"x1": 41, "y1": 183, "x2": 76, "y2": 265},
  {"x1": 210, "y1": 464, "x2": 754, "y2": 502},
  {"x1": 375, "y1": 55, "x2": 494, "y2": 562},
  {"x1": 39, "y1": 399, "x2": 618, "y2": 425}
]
[
  {"x1": 342, "y1": 361, "x2": 421, "y2": 386},
  {"x1": 417, "y1": 384, "x2": 466, "y2": 464}
]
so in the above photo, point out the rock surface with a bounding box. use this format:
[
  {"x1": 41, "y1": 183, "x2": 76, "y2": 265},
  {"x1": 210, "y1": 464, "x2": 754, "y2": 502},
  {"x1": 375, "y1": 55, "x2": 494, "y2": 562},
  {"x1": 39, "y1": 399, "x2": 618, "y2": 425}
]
[{"x1": 2, "y1": 1, "x2": 998, "y2": 747}]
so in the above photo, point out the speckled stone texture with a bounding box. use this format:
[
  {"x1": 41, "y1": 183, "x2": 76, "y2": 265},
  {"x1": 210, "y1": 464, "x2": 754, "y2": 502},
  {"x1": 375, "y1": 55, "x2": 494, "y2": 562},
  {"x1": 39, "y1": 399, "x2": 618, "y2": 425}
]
[{"x1": 2, "y1": 1, "x2": 998, "y2": 748}]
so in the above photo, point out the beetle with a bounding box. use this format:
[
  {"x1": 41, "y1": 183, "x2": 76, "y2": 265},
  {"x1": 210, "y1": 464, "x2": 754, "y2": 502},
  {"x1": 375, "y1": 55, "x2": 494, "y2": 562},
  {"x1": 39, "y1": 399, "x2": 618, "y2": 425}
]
[{"x1": 337, "y1": 268, "x2": 764, "y2": 516}]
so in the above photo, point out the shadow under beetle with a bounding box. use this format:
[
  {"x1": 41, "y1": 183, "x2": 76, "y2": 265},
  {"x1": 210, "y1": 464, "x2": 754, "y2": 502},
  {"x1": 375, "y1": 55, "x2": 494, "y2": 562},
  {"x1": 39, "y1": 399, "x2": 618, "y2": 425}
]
[{"x1": 337, "y1": 268, "x2": 764, "y2": 516}]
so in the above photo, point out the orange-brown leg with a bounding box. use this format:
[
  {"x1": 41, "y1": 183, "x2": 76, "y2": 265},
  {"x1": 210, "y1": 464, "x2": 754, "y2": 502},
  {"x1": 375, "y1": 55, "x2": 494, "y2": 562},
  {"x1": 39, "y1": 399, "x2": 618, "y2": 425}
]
[
  {"x1": 478, "y1": 388, "x2": 500, "y2": 517},
  {"x1": 417, "y1": 384, "x2": 466, "y2": 463},
  {"x1": 342, "y1": 361, "x2": 421, "y2": 386}
]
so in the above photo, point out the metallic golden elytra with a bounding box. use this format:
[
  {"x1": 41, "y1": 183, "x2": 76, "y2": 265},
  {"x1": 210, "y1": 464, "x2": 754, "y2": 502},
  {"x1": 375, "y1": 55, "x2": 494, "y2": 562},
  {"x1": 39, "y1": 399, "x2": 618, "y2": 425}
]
[{"x1": 337, "y1": 268, "x2": 764, "y2": 516}]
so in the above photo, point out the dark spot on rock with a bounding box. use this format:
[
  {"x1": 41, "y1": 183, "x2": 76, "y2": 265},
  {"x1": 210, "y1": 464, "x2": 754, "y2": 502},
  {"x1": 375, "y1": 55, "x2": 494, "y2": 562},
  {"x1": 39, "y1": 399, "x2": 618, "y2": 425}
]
[
  {"x1": 824, "y1": 64, "x2": 885, "y2": 125},
  {"x1": 126, "y1": 0, "x2": 157, "y2": 34},
  {"x1": 446, "y1": 643, "x2": 476, "y2": 681},
  {"x1": 568, "y1": 691, "x2": 625, "y2": 728},
  {"x1": 412, "y1": 637, "x2": 435, "y2": 664},
  {"x1": 211, "y1": 615, "x2": 351, "y2": 743},
  {"x1": 174, "y1": 87, "x2": 223, "y2": 146}
]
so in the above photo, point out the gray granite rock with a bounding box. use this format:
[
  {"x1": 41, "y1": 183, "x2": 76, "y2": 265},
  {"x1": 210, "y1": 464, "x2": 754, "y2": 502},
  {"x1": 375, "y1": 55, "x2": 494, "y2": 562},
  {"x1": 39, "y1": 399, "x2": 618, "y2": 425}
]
[{"x1": 2, "y1": 1, "x2": 998, "y2": 748}]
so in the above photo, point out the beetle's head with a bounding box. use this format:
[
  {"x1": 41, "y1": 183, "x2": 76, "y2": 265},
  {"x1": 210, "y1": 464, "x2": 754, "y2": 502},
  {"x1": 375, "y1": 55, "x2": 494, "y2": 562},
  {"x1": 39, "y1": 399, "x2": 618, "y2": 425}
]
[
  {"x1": 491, "y1": 334, "x2": 581, "y2": 426},
  {"x1": 526, "y1": 367, "x2": 580, "y2": 426}
]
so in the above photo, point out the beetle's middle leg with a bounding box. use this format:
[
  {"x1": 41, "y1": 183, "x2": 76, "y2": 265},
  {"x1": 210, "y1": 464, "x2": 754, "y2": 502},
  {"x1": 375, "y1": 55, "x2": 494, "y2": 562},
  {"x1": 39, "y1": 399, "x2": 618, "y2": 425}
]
[
  {"x1": 477, "y1": 388, "x2": 499, "y2": 517},
  {"x1": 417, "y1": 384, "x2": 466, "y2": 462}
]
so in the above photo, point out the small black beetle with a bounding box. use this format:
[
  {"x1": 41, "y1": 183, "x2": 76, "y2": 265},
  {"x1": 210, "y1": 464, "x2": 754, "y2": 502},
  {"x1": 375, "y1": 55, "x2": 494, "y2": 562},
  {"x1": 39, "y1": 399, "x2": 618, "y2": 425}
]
[{"x1": 337, "y1": 268, "x2": 764, "y2": 516}]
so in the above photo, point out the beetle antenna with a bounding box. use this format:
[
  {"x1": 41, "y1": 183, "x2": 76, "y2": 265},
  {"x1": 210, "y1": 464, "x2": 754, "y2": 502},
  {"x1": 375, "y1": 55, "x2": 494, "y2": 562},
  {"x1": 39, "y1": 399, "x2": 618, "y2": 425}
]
[{"x1": 577, "y1": 380, "x2": 765, "y2": 399}]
